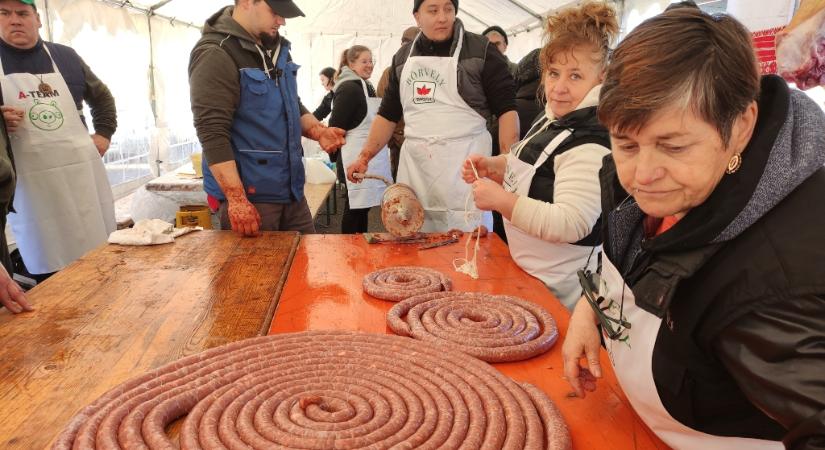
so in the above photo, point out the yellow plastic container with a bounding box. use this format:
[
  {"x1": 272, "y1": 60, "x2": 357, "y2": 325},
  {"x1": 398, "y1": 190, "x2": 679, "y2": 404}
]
[
  {"x1": 190, "y1": 152, "x2": 204, "y2": 178},
  {"x1": 176, "y1": 205, "x2": 212, "y2": 229}
]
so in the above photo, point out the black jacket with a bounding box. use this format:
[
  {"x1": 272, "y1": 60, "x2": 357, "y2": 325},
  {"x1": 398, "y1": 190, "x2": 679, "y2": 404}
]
[
  {"x1": 514, "y1": 48, "x2": 544, "y2": 139},
  {"x1": 378, "y1": 19, "x2": 515, "y2": 123},
  {"x1": 313, "y1": 91, "x2": 333, "y2": 121},
  {"x1": 328, "y1": 80, "x2": 375, "y2": 132},
  {"x1": 600, "y1": 76, "x2": 825, "y2": 449}
]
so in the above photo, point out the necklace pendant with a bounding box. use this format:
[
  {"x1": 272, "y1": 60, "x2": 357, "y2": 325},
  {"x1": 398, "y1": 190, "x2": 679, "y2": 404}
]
[{"x1": 39, "y1": 82, "x2": 53, "y2": 95}]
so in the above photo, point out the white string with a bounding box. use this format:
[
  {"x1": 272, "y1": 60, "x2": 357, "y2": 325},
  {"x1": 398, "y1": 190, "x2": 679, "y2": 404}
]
[{"x1": 453, "y1": 158, "x2": 483, "y2": 279}]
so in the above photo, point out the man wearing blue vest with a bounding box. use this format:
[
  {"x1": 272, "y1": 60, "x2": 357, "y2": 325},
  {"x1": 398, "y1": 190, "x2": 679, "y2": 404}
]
[{"x1": 190, "y1": 0, "x2": 345, "y2": 236}]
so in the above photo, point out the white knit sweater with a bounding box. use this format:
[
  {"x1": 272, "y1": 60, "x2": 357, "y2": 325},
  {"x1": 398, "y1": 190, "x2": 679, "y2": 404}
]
[{"x1": 509, "y1": 85, "x2": 610, "y2": 243}]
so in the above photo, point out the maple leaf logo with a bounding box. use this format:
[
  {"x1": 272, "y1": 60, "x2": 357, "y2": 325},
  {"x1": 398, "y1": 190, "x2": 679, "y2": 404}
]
[{"x1": 417, "y1": 85, "x2": 432, "y2": 95}]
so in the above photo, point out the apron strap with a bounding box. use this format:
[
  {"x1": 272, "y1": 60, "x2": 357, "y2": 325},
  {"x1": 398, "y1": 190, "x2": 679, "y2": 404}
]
[
  {"x1": 360, "y1": 78, "x2": 369, "y2": 97},
  {"x1": 532, "y1": 129, "x2": 573, "y2": 169},
  {"x1": 452, "y1": 23, "x2": 465, "y2": 59},
  {"x1": 407, "y1": 33, "x2": 420, "y2": 59},
  {"x1": 512, "y1": 115, "x2": 554, "y2": 157},
  {"x1": 41, "y1": 44, "x2": 60, "y2": 74}
]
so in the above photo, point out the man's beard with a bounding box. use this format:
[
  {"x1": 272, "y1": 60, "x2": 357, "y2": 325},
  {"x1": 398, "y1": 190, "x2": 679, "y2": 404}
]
[{"x1": 260, "y1": 31, "x2": 280, "y2": 48}]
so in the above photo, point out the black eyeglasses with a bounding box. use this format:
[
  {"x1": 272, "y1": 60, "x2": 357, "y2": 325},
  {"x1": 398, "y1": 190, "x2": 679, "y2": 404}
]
[{"x1": 577, "y1": 269, "x2": 632, "y2": 340}]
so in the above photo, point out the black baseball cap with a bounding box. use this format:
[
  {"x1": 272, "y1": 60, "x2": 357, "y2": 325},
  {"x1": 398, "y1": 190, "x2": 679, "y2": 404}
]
[{"x1": 265, "y1": 0, "x2": 304, "y2": 18}]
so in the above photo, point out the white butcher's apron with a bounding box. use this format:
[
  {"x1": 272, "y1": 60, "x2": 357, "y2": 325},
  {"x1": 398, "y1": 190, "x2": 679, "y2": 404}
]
[
  {"x1": 502, "y1": 118, "x2": 597, "y2": 309},
  {"x1": 599, "y1": 256, "x2": 783, "y2": 450},
  {"x1": 341, "y1": 79, "x2": 392, "y2": 209},
  {"x1": 0, "y1": 45, "x2": 115, "y2": 274},
  {"x1": 397, "y1": 26, "x2": 493, "y2": 232}
]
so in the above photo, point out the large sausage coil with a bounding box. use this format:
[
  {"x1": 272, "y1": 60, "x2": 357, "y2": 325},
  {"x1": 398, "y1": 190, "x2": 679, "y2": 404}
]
[
  {"x1": 387, "y1": 292, "x2": 559, "y2": 363},
  {"x1": 53, "y1": 331, "x2": 571, "y2": 450}
]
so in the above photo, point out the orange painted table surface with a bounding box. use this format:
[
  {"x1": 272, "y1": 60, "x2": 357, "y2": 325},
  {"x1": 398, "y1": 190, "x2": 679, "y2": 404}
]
[
  {"x1": 270, "y1": 234, "x2": 668, "y2": 450},
  {"x1": 0, "y1": 231, "x2": 300, "y2": 449}
]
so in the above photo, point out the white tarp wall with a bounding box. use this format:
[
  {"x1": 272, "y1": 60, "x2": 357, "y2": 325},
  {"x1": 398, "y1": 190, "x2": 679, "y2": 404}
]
[{"x1": 34, "y1": 0, "x2": 203, "y2": 198}]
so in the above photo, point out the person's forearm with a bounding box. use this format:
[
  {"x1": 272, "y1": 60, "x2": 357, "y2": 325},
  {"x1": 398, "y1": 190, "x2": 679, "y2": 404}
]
[
  {"x1": 209, "y1": 160, "x2": 246, "y2": 202},
  {"x1": 81, "y1": 60, "x2": 117, "y2": 139},
  {"x1": 301, "y1": 112, "x2": 322, "y2": 136},
  {"x1": 357, "y1": 115, "x2": 397, "y2": 162},
  {"x1": 498, "y1": 111, "x2": 519, "y2": 154},
  {"x1": 489, "y1": 155, "x2": 508, "y2": 184}
]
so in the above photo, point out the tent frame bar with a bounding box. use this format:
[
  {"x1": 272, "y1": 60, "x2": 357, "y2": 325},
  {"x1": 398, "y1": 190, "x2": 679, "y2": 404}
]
[
  {"x1": 458, "y1": 7, "x2": 490, "y2": 28},
  {"x1": 95, "y1": 0, "x2": 200, "y2": 29},
  {"x1": 503, "y1": 0, "x2": 543, "y2": 20},
  {"x1": 148, "y1": 0, "x2": 174, "y2": 11}
]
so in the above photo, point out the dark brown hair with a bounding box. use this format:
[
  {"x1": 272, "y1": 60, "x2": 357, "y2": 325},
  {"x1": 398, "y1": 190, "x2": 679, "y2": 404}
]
[
  {"x1": 336, "y1": 45, "x2": 371, "y2": 80},
  {"x1": 540, "y1": 1, "x2": 618, "y2": 70},
  {"x1": 598, "y1": 9, "x2": 760, "y2": 144}
]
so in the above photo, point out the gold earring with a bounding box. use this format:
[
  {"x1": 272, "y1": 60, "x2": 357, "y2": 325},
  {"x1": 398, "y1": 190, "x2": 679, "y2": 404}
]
[{"x1": 726, "y1": 153, "x2": 742, "y2": 174}]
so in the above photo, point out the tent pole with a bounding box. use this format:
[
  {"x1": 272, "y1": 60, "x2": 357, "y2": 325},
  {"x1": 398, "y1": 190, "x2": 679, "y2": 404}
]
[
  {"x1": 42, "y1": 0, "x2": 53, "y2": 41},
  {"x1": 458, "y1": 7, "x2": 490, "y2": 28},
  {"x1": 147, "y1": 14, "x2": 162, "y2": 174},
  {"x1": 149, "y1": 0, "x2": 174, "y2": 11},
  {"x1": 503, "y1": 0, "x2": 543, "y2": 20},
  {"x1": 507, "y1": 0, "x2": 580, "y2": 35},
  {"x1": 95, "y1": 0, "x2": 200, "y2": 29}
]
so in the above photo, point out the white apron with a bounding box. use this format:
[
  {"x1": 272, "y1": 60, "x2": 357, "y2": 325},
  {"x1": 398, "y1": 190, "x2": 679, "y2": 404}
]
[
  {"x1": 600, "y1": 256, "x2": 784, "y2": 450},
  {"x1": 502, "y1": 118, "x2": 598, "y2": 309},
  {"x1": 397, "y1": 26, "x2": 493, "y2": 232},
  {"x1": 0, "y1": 45, "x2": 115, "y2": 274},
  {"x1": 341, "y1": 79, "x2": 392, "y2": 209}
]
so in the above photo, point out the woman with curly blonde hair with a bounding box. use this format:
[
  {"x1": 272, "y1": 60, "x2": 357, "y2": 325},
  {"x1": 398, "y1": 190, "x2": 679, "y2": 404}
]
[{"x1": 462, "y1": 1, "x2": 618, "y2": 309}]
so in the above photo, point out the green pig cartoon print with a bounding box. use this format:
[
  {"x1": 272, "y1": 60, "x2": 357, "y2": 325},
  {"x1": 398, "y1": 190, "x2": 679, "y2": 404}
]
[{"x1": 28, "y1": 99, "x2": 64, "y2": 131}]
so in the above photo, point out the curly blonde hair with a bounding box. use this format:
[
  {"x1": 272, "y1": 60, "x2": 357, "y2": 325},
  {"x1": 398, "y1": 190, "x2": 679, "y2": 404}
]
[{"x1": 541, "y1": 1, "x2": 619, "y2": 70}]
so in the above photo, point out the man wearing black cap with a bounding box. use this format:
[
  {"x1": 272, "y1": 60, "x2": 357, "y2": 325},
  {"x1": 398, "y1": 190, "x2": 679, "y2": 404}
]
[
  {"x1": 347, "y1": 0, "x2": 518, "y2": 233},
  {"x1": 482, "y1": 25, "x2": 518, "y2": 77},
  {"x1": 190, "y1": 0, "x2": 346, "y2": 237}
]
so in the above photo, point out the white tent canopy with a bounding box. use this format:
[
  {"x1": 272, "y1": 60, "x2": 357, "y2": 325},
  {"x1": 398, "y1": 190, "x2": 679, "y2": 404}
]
[
  {"x1": 32, "y1": 0, "x2": 575, "y2": 197},
  {"x1": 93, "y1": 0, "x2": 563, "y2": 36},
  {"x1": 26, "y1": 0, "x2": 801, "y2": 198}
]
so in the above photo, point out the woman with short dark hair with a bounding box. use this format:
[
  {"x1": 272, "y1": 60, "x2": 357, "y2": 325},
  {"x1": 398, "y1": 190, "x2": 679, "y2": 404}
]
[
  {"x1": 313, "y1": 67, "x2": 336, "y2": 120},
  {"x1": 562, "y1": 8, "x2": 825, "y2": 449}
]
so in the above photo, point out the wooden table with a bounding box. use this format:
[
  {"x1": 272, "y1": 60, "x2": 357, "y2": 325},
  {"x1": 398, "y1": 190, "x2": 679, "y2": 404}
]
[
  {"x1": 270, "y1": 235, "x2": 669, "y2": 450},
  {"x1": 0, "y1": 231, "x2": 300, "y2": 449},
  {"x1": 144, "y1": 163, "x2": 204, "y2": 192},
  {"x1": 144, "y1": 166, "x2": 334, "y2": 219}
]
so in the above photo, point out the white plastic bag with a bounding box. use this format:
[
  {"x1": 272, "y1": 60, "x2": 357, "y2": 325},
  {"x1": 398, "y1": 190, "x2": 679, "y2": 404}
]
[
  {"x1": 777, "y1": 0, "x2": 825, "y2": 89},
  {"x1": 108, "y1": 219, "x2": 201, "y2": 246},
  {"x1": 304, "y1": 157, "x2": 337, "y2": 184}
]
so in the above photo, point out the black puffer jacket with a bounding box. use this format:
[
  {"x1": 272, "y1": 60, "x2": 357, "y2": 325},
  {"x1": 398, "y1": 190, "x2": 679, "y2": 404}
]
[
  {"x1": 600, "y1": 76, "x2": 825, "y2": 449},
  {"x1": 514, "y1": 48, "x2": 544, "y2": 138}
]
